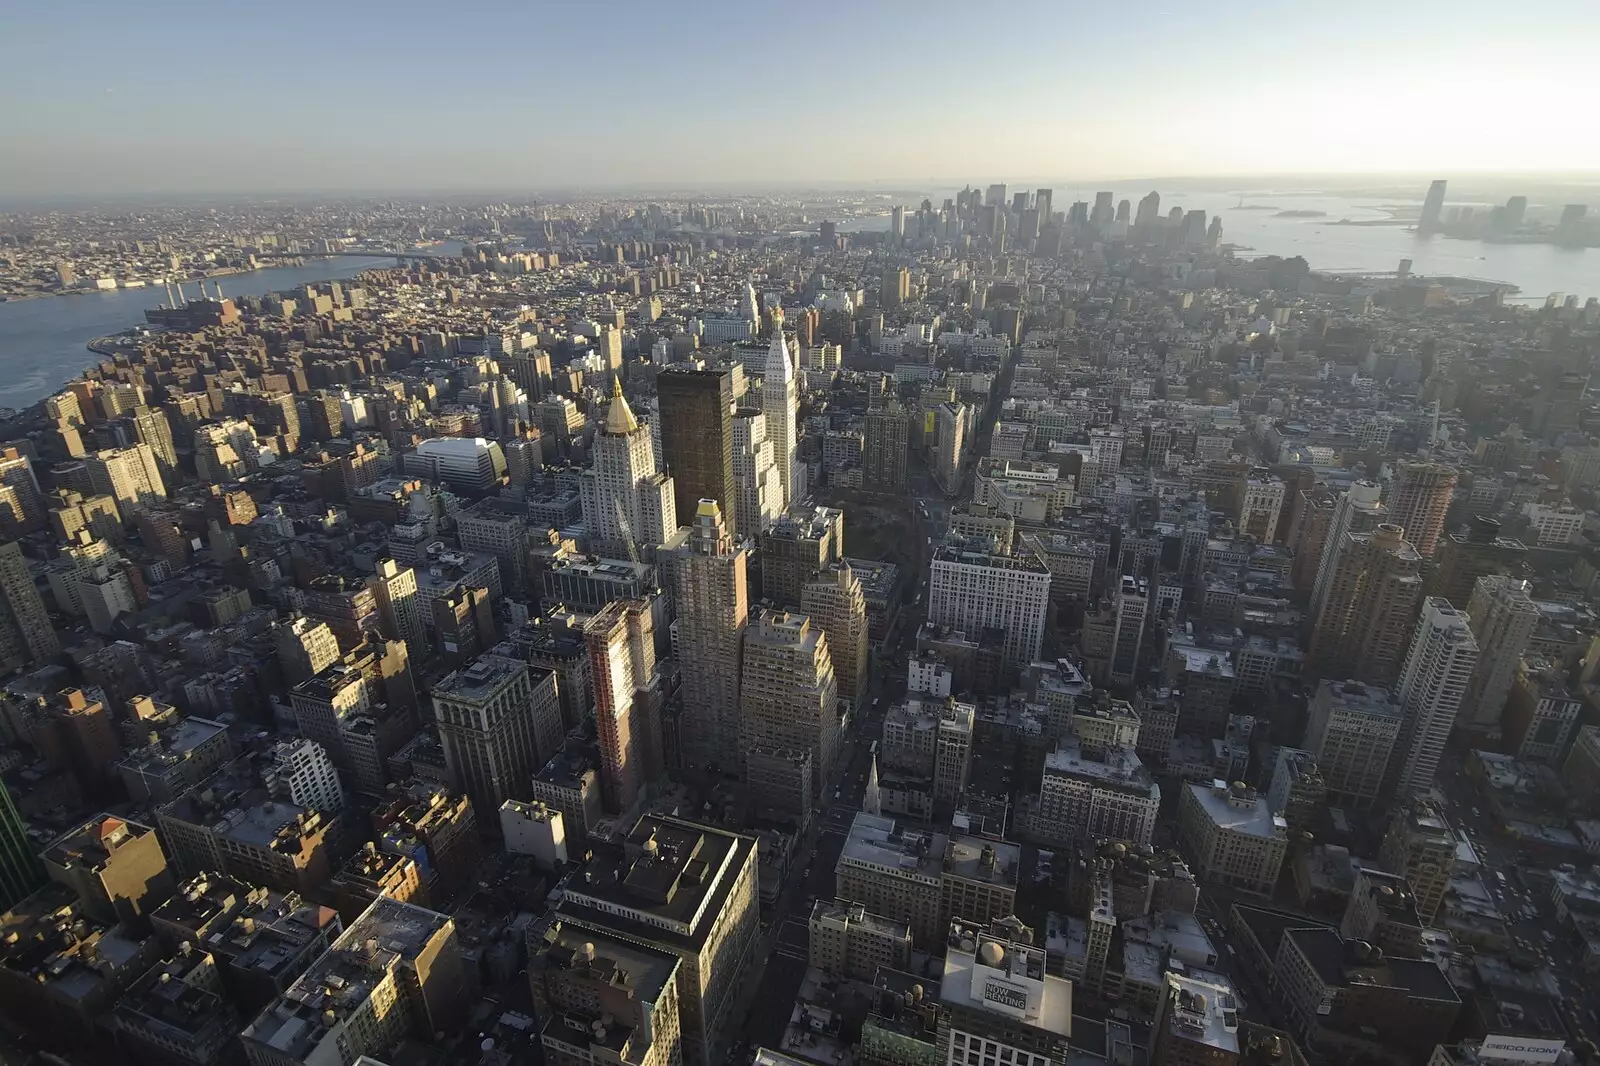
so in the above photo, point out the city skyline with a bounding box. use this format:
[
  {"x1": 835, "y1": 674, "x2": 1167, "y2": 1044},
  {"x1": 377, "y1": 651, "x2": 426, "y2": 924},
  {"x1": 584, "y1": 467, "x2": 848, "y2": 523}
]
[{"x1": 4, "y1": 0, "x2": 1599, "y2": 196}]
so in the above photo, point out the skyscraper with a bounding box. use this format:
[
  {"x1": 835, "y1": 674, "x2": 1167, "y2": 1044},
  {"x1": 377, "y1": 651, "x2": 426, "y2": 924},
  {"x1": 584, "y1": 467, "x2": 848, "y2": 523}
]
[
  {"x1": 1307, "y1": 524, "x2": 1423, "y2": 686},
  {"x1": 928, "y1": 544, "x2": 1052, "y2": 673},
  {"x1": 1288, "y1": 485, "x2": 1337, "y2": 600},
  {"x1": 0, "y1": 448, "x2": 45, "y2": 534},
  {"x1": 801, "y1": 563, "x2": 870, "y2": 711},
  {"x1": 0, "y1": 776, "x2": 43, "y2": 912},
  {"x1": 370, "y1": 558, "x2": 430, "y2": 661},
  {"x1": 1109, "y1": 575, "x2": 1148, "y2": 684},
  {"x1": 761, "y1": 312, "x2": 799, "y2": 511},
  {"x1": 580, "y1": 382, "x2": 677, "y2": 556},
  {"x1": 432, "y1": 655, "x2": 563, "y2": 816},
  {"x1": 759, "y1": 506, "x2": 844, "y2": 609},
  {"x1": 84, "y1": 444, "x2": 166, "y2": 517},
  {"x1": 1308, "y1": 480, "x2": 1387, "y2": 620},
  {"x1": 0, "y1": 540, "x2": 59, "y2": 671},
  {"x1": 1390, "y1": 598, "x2": 1478, "y2": 798},
  {"x1": 1378, "y1": 797, "x2": 1455, "y2": 924},
  {"x1": 1425, "y1": 516, "x2": 1528, "y2": 608},
  {"x1": 586, "y1": 598, "x2": 663, "y2": 813},
  {"x1": 1459, "y1": 575, "x2": 1538, "y2": 733},
  {"x1": 529, "y1": 921, "x2": 683, "y2": 1066},
  {"x1": 556, "y1": 815, "x2": 758, "y2": 1066},
  {"x1": 243, "y1": 898, "x2": 466, "y2": 1066},
  {"x1": 863, "y1": 399, "x2": 909, "y2": 492},
  {"x1": 1388, "y1": 462, "x2": 1458, "y2": 558},
  {"x1": 1090, "y1": 191, "x2": 1115, "y2": 229},
  {"x1": 266, "y1": 737, "x2": 346, "y2": 814},
  {"x1": 658, "y1": 367, "x2": 736, "y2": 537},
  {"x1": 740, "y1": 609, "x2": 841, "y2": 791},
  {"x1": 273, "y1": 614, "x2": 341, "y2": 683},
  {"x1": 124, "y1": 405, "x2": 177, "y2": 478},
  {"x1": 661, "y1": 500, "x2": 748, "y2": 775},
  {"x1": 1133, "y1": 191, "x2": 1161, "y2": 229},
  {"x1": 881, "y1": 266, "x2": 910, "y2": 308},
  {"x1": 1303, "y1": 680, "x2": 1403, "y2": 811},
  {"x1": 1419, "y1": 179, "x2": 1448, "y2": 233},
  {"x1": 731, "y1": 409, "x2": 783, "y2": 537},
  {"x1": 933, "y1": 401, "x2": 968, "y2": 494}
]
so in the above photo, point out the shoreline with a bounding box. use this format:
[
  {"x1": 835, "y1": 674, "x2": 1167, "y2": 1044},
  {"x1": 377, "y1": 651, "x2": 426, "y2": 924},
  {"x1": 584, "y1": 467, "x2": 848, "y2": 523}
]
[{"x1": 0, "y1": 258, "x2": 320, "y2": 304}]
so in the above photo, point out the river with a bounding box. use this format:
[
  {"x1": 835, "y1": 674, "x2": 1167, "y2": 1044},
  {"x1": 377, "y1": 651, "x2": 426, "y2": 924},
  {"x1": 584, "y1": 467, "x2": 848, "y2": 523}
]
[
  {"x1": 842, "y1": 187, "x2": 1600, "y2": 305},
  {"x1": 0, "y1": 256, "x2": 404, "y2": 409},
  {"x1": 5, "y1": 195, "x2": 1596, "y2": 411}
]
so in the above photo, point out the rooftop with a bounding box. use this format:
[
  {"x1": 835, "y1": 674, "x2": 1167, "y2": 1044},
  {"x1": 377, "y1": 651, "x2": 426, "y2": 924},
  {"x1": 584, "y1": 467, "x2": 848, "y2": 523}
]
[
  {"x1": 941, "y1": 921, "x2": 1071, "y2": 1037},
  {"x1": 1318, "y1": 679, "x2": 1402, "y2": 717},
  {"x1": 1186, "y1": 781, "x2": 1287, "y2": 841},
  {"x1": 839, "y1": 812, "x2": 944, "y2": 885},
  {"x1": 243, "y1": 898, "x2": 450, "y2": 1058},
  {"x1": 809, "y1": 899, "x2": 912, "y2": 942},
  {"x1": 1286, "y1": 926, "x2": 1459, "y2": 1003},
  {"x1": 533, "y1": 918, "x2": 677, "y2": 1007},
  {"x1": 1162, "y1": 972, "x2": 1241, "y2": 1055},
  {"x1": 560, "y1": 815, "x2": 753, "y2": 945},
  {"x1": 1044, "y1": 739, "x2": 1157, "y2": 795},
  {"x1": 116, "y1": 715, "x2": 229, "y2": 772},
  {"x1": 41, "y1": 814, "x2": 157, "y2": 872},
  {"x1": 432, "y1": 654, "x2": 527, "y2": 702},
  {"x1": 942, "y1": 835, "x2": 1021, "y2": 888}
]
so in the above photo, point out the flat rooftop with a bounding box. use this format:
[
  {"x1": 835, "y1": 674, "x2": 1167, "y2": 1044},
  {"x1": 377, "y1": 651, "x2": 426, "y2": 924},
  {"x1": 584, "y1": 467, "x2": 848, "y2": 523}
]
[
  {"x1": 244, "y1": 898, "x2": 450, "y2": 1058},
  {"x1": 1044, "y1": 740, "x2": 1157, "y2": 795},
  {"x1": 942, "y1": 835, "x2": 1020, "y2": 888},
  {"x1": 1186, "y1": 783, "x2": 1285, "y2": 841},
  {"x1": 941, "y1": 929, "x2": 1071, "y2": 1038},
  {"x1": 1163, "y1": 972, "x2": 1241, "y2": 1055},
  {"x1": 839, "y1": 812, "x2": 944, "y2": 884},
  {"x1": 810, "y1": 899, "x2": 912, "y2": 941},
  {"x1": 534, "y1": 919, "x2": 678, "y2": 1006},
  {"x1": 432, "y1": 654, "x2": 526, "y2": 702},
  {"x1": 1286, "y1": 926, "x2": 1458, "y2": 1003},
  {"x1": 560, "y1": 815, "x2": 754, "y2": 946},
  {"x1": 1319, "y1": 679, "x2": 1401, "y2": 716}
]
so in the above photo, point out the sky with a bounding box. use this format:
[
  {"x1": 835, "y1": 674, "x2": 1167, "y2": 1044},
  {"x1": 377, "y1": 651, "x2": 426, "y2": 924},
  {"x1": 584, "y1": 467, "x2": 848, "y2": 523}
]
[{"x1": 2, "y1": 0, "x2": 1598, "y2": 198}]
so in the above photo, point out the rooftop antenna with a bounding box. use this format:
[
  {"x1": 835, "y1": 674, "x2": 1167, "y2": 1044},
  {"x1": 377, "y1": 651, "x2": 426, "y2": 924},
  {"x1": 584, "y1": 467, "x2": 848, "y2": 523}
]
[
  {"x1": 173, "y1": 280, "x2": 186, "y2": 305},
  {"x1": 212, "y1": 279, "x2": 224, "y2": 300},
  {"x1": 162, "y1": 280, "x2": 175, "y2": 308}
]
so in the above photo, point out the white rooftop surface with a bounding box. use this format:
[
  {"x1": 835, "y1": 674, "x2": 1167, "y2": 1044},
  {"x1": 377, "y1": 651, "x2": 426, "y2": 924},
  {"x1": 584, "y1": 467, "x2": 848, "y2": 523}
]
[
  {"x1": 415, "y1": 436, "x2": 494, "y2": 456},
  {"x1": 941, "y1": 941, "x2": 1071, "y2": 1038},
  {"x1": 1187, "y1": 783, "x2": 1285, "y2": 841},
  {"x1": 840, "y1": 812, "x2": 942, "y2": 880},
  {"x1": 1044, "y1": 741, "x2": 1156, "y2": 792},
  {"x1": 1164, "y1": 973, "x2": 1241, "y2": 1054}
]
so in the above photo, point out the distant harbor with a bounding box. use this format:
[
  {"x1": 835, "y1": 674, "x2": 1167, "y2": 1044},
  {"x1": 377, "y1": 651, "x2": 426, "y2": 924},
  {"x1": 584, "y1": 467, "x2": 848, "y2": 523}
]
[
  {"x1": 845, "y1": 188, "x2": 1600, "y2": 304},
  {"x1": 0, "y1": 254, "x2": 402, "y2": 409}
]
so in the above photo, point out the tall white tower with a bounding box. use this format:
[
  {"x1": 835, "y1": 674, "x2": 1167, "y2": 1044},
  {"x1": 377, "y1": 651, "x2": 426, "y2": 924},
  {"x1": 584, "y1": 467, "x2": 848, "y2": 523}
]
[
  {"x1": 1309, "y1": 480, "x2": 1386, "y2": 621},
  {"x1": 1461, "y1": 575, "x2": 1538, "y2": 732},
  {"x1": 743, "y1": 280, "x2": 761, "y2": 324},
  {"x1": 732, "y1": 410, "x2": 783, "y2": 536},
  {"x1": 1391, "y1": 597, "x2": 1478, "y2": 798},
  {"x1": 580, "y1": 382, "x2": 677, "y2": 557},
  {"x1": 762, "y1": 309, "x2": 799, "y2": 510}
]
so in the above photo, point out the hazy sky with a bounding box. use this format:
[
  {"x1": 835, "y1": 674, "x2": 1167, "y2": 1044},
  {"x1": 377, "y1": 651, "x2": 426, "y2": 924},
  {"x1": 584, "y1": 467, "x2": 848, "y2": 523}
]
[{"x1": 3, "y1": 0, "x2": 1598, "y2": 197}]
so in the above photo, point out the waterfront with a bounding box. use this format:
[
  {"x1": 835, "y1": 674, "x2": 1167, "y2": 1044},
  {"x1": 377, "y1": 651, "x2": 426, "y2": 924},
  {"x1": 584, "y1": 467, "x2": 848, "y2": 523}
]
[
  {"x1": 843, "y1": 188, "x2": 1600, "y2": 304},
  {"x1": 0, "y1": 256, "x2": 402, "y2": 408},
  {"x1": 4, "y1": 192, "x2": 1598, "y2": 415}
]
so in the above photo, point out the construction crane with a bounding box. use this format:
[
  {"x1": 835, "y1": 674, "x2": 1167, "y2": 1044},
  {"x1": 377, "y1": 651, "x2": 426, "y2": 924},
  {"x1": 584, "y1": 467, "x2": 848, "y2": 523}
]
[{"x1": 612, "y1": 494, "x2": 640, "y2": 566}]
